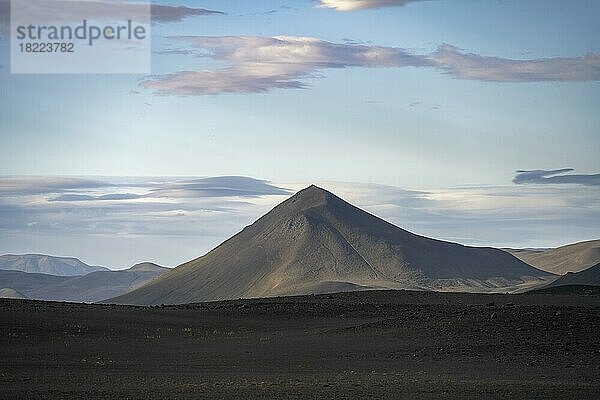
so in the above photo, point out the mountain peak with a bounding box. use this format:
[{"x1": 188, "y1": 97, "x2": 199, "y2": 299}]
[
  {"x1": 282, "y1": 185, "x2": 336, "y2": 209},
  {"x1": 259, "y1": 185, "x2": 343, "y2": 222},
  {"x1": 296, "y1": 184, "x2": 330, "y2": 197}
]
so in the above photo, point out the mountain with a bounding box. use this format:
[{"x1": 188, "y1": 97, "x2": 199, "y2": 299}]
[
  {"x1": 109, "y1": 185, "x2": 552, "y2": 305},
  {"x1": 0, "y1": 262, "x2": 168, "y2": 303},
  {"x1": 542, "y1": 263, "x2": 600, "y2": 288},
  {"x1": 127, "y1": 262, "x2": 169, "y2": 273},
  {"x1": 507, "y1": 240, "x2": 600, "y2": 274},
  {"x1": 0, "y1": 270, "x2": 68, "y2": 294},
  {"x1": 0, "y1": 254, "x2": 109, "y2": 276},
  {"x1": 0, "y1": 287, "x2": 28, "y2": 299}
]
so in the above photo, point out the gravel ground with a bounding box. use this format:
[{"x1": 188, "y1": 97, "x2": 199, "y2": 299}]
[{"x1": 1, "y1": 289, "x2": 599, "y2": 399}]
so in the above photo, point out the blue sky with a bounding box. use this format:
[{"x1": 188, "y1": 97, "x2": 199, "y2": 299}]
[{"x1": 0, "y1": 0, "x2": 599, "y2": 267}]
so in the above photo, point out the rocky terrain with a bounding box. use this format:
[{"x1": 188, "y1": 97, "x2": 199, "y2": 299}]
[{"x1": 1, "y1": 289, "x2": 599, "y2": 399}]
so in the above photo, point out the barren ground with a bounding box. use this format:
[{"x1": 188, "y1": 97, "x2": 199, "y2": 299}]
[{"x1": 1, "y1": 289, "x2": 600, "y2": 399}]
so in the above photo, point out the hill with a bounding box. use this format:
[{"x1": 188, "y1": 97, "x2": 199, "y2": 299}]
[
  {"x1": 0, "y1": 262, "x2": 168, "y2": 303},
  {"x1": 109, "y1": 185, "x2": 552, "y2": 305},
  {"x1": 507, "y1": 240, "x2": 600, "y2": 275},
  {"x1": 0, "y1": 287, "x2": 28, "y2": 299},
  {"x1": 127, "y1": 262, "x2": 169, "y2": 273},
  {"x1": 542, "y1": 263, "x2": 600, "y2": 289},
  {"x1": 0, "y1": 254, "x2": 108, "y2": 276}
]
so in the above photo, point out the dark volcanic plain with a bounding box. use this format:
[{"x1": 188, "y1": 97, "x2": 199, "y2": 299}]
[{"x1": 1, "y1": 290, "x2": 600, "y2": 399}]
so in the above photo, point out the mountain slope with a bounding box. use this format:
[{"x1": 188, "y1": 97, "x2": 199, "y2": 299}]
[
  {"x1": 0, "y1": 262, "x2": 168, "y2": 303},
  {"x1": 0, "y1": 287, "x2": 28, "y2": 299},
  {"x1": 543, "y1": 263, "x2": 600, "y2": 288},
  {"x1": 109, "y1": 185, "x2": 552, "y2": 305},
  {"x1": 507, "y1": 240, "x2": 600, "y2": 274},
  {"x1": 0, "y1": 270, "x2": 70, "y2": 293},
  {"x1": 0, "y1": 254, "x2": 108, "y2": 276}
]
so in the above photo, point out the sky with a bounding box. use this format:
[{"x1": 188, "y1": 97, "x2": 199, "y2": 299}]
[{"x1": 0, "y1": 0, "x2": 599, "y2": 268}]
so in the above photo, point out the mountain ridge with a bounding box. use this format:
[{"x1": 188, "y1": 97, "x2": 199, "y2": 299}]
[
  {"x1": 0, "y1": 262, "x2": 169, "y2": 303},
  {"x1": 0, "y1": 254, "x2": 109, "y2": 276}
]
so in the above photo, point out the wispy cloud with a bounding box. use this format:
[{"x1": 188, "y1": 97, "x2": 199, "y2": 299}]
[
  {"x1": 317, "y1": 0, "x2": 431, "y2": 11},
  {"x1": 0, "y1": 0, "x2": 222, "y2": 34},
  {"x1": 433, "y1": 44, "x2": 600, "y2": 82},
  {"x1": 151, "y1": 4, "x2": 224, "y2": 22},
  {"x1": 513, "y1": 169, "x2": 600, "y2": 186},
  {"x1": 141, "y1": 35, "x2": 429, "y2": 95},
  {"x1": 0, "y1": 176, "x2": 292, "y2": 267},
  {"x1": 45, "y1": 176, "x2": 292, "y2": 201},
  {"x1": 141, "y1": 36, "x2": 600, "y2": 95},
  {"x1": 0, "y1": 176, "x2": 109, "y2": 195},
  {"x1": 50, "y1": 193, "x2": 145, "y2": 202},
  {"x1": 148, "y1": 176, "x2": 291, "y2": 198}
]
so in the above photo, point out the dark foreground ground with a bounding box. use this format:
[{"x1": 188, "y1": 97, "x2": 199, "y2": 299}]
[{"x1": 1, "y1": 289, "x2": 600, "y2": 399}]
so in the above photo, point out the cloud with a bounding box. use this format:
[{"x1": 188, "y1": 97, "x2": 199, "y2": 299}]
[
  {"x1": 0, "y1": 176, "x2": 109, "y2": 195},
  {"x1": 52, "y1": 177, "x2": 290, "y2": 201},
  {"x1": 140, "y1": 36, "x2": 600, "y2": 95},
  {"x1": 433, "y1": 44, "x2": 600, "y2": 82},
  {"x1": 140, "y1": 35, "x2": 429, "y2": 95},
  {"x1": 513, "y1": 169, "x2": 600, "y2": 186},
  {"x1": 50, "y1": 193, "x2": 145, "y2": 202},
  {"x1": 0, "y1": 176, "x2": 292, "y2": 267},
  {"x1": 148, "y1": 176, "x2": 291, "y2": 198},
  {"x1": 317, "y1": 0, "x2": 431, "y2": 11},
  {"x1": 150, "y1": 4, "x2": 223, "y2": 22},
  {"x1": 0, "y1": 0, "x2": 222, "y2": 33},
  {"x1": 0, "y1": 176, "x2": 291, "y2": 234},
  {"x1": 2, "y1": 175, "x2": 290, "y2": 205}
]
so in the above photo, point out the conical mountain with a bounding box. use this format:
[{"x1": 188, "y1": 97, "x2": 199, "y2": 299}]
[{"x1": 110, "y1": 185, "x2": 552, "y2": 305}]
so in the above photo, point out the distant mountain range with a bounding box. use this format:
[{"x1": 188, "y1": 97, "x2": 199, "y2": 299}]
[
  {"x1": 0, "y1": 254, "x2": 109, "y2": 276},
  {"x1": 507, "y1": 240, "x2": 600, "y2": 274},
  {"x1": 0, "y1": 262, "x2": 168, "y2": 303},
  {"x1": 110, "y1": 185, "x2": 554, "y2": 305}
]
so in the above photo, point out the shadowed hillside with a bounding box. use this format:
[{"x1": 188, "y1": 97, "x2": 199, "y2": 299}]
[{"x1": 541, "y1": 263, "x2": 600, "y2": 289}]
